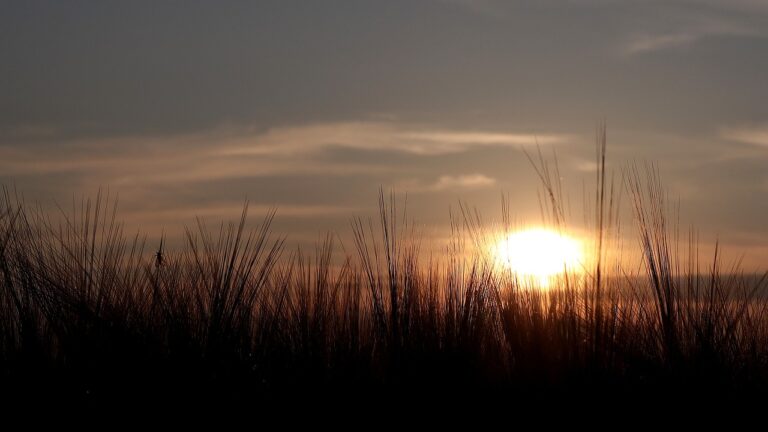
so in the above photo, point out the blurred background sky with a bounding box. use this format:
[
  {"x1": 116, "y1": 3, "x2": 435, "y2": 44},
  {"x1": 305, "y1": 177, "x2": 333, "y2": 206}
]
[{"x1": 2, "y1": 1, "x2": 767, "y2": 268}]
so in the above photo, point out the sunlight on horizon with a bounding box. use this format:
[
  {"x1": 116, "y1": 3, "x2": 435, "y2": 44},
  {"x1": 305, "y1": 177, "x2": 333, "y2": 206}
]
[{"x1": 494, "y1": 228, "x2": 584, "y2": 288}]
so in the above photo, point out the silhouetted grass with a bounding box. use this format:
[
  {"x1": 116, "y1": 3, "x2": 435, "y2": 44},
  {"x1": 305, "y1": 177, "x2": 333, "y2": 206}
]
[{"x1": 1, "y1": 135, "x2": 767, "y2": 411}]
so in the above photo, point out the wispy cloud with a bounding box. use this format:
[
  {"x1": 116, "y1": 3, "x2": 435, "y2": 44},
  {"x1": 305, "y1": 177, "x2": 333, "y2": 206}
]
[
  {"x1": 721, "y1": 125, "x2": 768, "y2": 147},
  {"x1": 432, "y1": 174, "x2": 496, "y2": 190},
  {"x1": 125, "y1": 203, "x2": 358, "y2": 222},
  {"x1": 573, "y1": 159, "x2": 599, "y2": 173},
  {"x1": 222, "y1": 121, "x2": 567, "y2": 156},
  {"x1": 625, "y1": 33, "x2": 699, "y2": 55},
  {"x1": 395, "y1": 174, "x2": 497, "y2": 193},
  {"x1": 0, "y1": 121, "x2": 566, "y2": 187},
  {"x1": 622, "y1": 12, "x2": 764, "y2": 55},
  {"x1": 0, "y1": 139, "x2": 393, "y2": 185}
]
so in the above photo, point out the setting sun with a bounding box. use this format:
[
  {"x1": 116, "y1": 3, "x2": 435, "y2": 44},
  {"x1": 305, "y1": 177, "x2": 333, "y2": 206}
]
[{"x1": 494, "y1": 229, "x2": 583, "y2": 287}]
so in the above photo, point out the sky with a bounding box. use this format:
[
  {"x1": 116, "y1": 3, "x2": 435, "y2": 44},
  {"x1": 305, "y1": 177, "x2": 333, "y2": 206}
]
[{"x1": 2, "y1": 0, "x2": 768, "y2": 268}]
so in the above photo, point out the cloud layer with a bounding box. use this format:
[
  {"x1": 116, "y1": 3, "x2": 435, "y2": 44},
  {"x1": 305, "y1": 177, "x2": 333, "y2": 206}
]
[
  {"x1": 1, "y1": 1, "x2": 768, "y2": 267},
  {"x1": 0, "y1": 121, "x2": 565, "y2": 187}
]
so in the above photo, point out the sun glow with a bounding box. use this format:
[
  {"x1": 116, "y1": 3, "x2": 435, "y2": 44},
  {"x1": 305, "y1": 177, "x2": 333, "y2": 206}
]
[{"x1": 494, "y1": 228, "x2": 584, "y2": 288}]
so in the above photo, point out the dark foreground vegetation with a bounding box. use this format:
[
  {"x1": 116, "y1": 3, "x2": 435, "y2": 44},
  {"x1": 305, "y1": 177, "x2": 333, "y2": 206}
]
[{"x1": 1, "y1": 142, "x2": 767, "y2": 412}]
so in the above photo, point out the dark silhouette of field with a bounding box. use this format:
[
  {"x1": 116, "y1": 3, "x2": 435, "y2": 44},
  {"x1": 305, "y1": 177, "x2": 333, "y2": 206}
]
[{"x1": 2, "y1": 138, "x2": 767, "y2": 412}]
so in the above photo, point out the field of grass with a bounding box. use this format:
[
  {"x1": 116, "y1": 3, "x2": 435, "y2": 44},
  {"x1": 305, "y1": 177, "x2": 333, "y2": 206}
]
[{"x1": 2, "y1": 139, "x2": 767, "y2": 411}]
